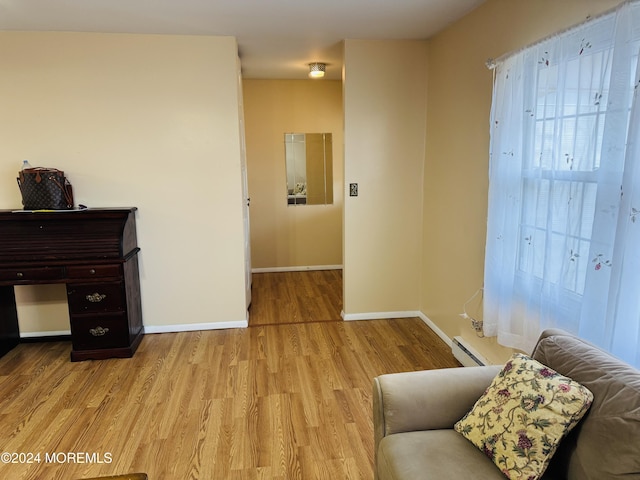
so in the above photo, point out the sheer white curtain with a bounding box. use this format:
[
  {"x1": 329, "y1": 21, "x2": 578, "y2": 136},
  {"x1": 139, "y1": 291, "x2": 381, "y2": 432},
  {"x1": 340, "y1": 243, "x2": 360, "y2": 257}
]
[{"x1": 484, "y1": 1, "x2": 640, "y2": 367}]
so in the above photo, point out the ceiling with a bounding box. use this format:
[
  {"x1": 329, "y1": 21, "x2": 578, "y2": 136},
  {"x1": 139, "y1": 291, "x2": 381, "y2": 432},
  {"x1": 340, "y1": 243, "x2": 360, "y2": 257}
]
[{"x1": 0, "y1": 0, "x2": 485, "y2": 80}]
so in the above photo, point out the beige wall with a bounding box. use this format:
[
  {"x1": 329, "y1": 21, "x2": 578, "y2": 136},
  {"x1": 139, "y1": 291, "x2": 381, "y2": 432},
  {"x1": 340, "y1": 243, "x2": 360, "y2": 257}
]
[
  {"x1": 0, "y1": 32, "x2": 248, "y2": 335},
  {"x1": 242, "y1": 80, "x2": 343, "y2": 270},
  {"x1": 343, "y1": 40, "x2": 427, "y2": 318},
  {"x1": 422, "y1": 0, "x2": 624, "y2": 364},
  {"x1": 2, "y1": 2, "x2": 624, "y2": 354}
]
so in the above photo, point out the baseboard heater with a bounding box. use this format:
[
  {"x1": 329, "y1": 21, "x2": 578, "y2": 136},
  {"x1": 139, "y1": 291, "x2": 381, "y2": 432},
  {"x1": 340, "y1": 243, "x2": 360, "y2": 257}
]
[{"x1": 452, "y1": 336, "x2": 488, "y2": 367}]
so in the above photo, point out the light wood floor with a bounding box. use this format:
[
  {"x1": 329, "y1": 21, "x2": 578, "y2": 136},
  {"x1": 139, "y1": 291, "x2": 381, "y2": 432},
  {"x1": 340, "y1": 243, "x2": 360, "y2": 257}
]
[
  {"x1": 0, "y1": 274, "x2": 459, "y2": 480},
  {"x1": 249, "y1": 270, "x2": 343, "y2": 326}
]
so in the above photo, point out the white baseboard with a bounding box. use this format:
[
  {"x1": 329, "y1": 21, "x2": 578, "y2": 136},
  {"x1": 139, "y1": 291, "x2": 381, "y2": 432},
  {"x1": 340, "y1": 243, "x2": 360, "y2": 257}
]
[
  {"x1": 452, "y1": 336, "x2": 489, "y2": 366},
  {"x1": 20, "y1": 330, "x2": 71, "y2": 338},
  {"x1": 339, "y1": 311, "x2": 455, "y2": 348},
  {"x1": 340, "y1": 311, "x2": 454, "y2": 348},
  {"x1": 341, "y1": 310, "x2": 423, "y2": 321},
  {"x1": 19, "y1": 310, "x2": 450, "y2": 350},
  {"x1": 417, "y1": 312, "x2": 453, "y2": 348},
  {"x1": 252, "y1": 265, "x2": 343, "y2": 273},
  {"x1": 16, "y1": 312, "x2": 450, "y2": 346},
  {"x1": 20, "y1": 320, "x2": 250, "y2": 338},
  {"x1": 143, "y1": 319, "x2": 248, "y2": 334}
]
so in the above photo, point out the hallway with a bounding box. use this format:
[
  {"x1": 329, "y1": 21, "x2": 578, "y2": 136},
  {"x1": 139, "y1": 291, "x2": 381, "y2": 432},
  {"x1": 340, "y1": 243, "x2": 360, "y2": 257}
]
[{"x1": 249, "y1": 270, "x2": 343, "y2": 326}]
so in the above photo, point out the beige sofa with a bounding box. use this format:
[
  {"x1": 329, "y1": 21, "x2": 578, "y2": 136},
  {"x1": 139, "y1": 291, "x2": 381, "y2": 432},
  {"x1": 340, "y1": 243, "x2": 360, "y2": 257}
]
[{"x1": 373, "y1": 329, "x2": 640, "y2": 480}]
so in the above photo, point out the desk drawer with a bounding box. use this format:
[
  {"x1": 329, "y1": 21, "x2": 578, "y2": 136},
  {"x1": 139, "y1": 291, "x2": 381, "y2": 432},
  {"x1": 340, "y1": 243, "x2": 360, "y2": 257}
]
[
  {"x1": 66, "y1": 264, "x2": 122, "y2": 279},
  {"x1": 70, "y1": 314, "x2": 130, "y2": 350},
  {"x1": 67, "y1": 282, "x2": 126, "y2": 313},
  {"x1": 0, "y1": 266, "x2": 65, "y2": 282}
]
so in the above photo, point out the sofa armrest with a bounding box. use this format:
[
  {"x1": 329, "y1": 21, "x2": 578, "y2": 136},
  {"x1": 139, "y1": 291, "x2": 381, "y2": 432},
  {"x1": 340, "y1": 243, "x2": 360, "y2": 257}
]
[{"x1": 373, "y1": 365, "x2": 501, "y2": 452}]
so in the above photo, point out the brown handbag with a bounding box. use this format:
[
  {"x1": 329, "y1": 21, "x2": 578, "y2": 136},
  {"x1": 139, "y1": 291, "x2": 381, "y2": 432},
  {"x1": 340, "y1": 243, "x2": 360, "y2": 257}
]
[{"x1": 16, "y1": 167, "x2": 74, "y2": 210}]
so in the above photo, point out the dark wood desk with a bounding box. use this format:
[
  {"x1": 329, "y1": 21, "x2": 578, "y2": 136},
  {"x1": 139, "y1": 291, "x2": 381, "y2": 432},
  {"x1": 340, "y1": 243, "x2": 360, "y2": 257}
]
[{"x1": 0, "y1": 208, "x2": 143, "y2": 361}]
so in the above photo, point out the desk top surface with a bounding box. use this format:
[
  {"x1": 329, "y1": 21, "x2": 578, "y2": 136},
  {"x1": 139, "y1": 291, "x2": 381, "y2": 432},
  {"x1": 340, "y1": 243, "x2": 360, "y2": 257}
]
[{"x1": 0, "y1": 207, "x2": 136, "y2": 216}]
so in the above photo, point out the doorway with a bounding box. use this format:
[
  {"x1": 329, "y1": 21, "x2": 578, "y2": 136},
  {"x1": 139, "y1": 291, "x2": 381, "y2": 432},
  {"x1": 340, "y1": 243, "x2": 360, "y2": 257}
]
[
  {"x1": 242, "y1": 79, "x2": 344, "y2": 326},
  {"x1": 249, "y1": 270, "x2": 342, "y2": 326}
]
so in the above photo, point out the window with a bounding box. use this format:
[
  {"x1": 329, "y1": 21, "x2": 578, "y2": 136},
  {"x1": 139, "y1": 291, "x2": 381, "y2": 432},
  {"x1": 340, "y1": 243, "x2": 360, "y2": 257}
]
[
  {"x1": 483, "y1": 2, "x2": 640, "y2": 367},
  {"x1": 518, "y1": 46, "x2": 616, "y2": 296}
]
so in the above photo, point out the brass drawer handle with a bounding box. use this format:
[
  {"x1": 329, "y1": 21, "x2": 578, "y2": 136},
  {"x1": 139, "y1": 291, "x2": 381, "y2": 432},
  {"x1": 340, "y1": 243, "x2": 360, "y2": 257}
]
[
  {"x1": 89, "y1": 269, "x2": 96, "y2": 275},
  {"x1": 86, "y1": 292, "x2": 107, "y2": 303},
  {"x1": 16, "y1": 272, "x2": 23, "y2": 278},
  {"x1": 89, "y1": 326, "x2": 110, "y2": 337}
]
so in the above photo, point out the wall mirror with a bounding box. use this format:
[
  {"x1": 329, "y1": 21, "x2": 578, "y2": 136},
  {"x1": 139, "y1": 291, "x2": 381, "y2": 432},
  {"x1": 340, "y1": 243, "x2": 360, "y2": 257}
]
[{"x1": 284, "y1": 133, "x2": 333, "y2": 205}]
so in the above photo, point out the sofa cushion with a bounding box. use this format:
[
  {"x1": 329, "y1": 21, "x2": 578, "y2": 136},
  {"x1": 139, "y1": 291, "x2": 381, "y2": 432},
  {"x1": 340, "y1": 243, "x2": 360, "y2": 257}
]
[
  {"x1": 377, "y1": 430, "x2": 506, "y2": 480},
  {"x1": 532, "y1": 333, "x2": 640, "y2": 479},
  {"x1": 454, "y1": 353, "x2": 593, "y2": 480}
]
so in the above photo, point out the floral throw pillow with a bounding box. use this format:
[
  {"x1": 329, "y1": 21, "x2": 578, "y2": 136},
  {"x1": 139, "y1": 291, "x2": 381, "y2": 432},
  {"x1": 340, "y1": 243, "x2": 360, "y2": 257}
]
[{"x1": 454, "y1": 353, "x2": 593, "y2": 480}]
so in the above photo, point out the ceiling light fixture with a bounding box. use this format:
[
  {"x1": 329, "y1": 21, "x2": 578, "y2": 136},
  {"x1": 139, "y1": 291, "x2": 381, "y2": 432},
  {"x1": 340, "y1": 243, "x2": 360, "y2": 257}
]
[{"x1": 308, "y1": 62, "x2": 326, "y2": 78}]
